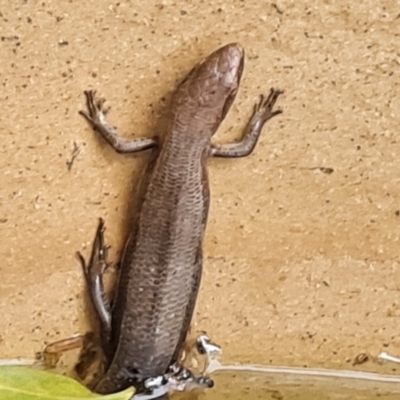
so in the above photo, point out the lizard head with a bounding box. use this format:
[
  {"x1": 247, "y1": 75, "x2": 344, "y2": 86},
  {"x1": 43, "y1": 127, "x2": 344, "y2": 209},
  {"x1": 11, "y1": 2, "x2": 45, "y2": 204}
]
[{"x1": 171, "y1": 43, "x2": 244, "y2": 137}]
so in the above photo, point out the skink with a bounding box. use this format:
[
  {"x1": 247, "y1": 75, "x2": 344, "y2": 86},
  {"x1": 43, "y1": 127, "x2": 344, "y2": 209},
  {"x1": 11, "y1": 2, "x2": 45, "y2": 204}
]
[{"x1": 79, "y1": 43, "x2": 283, "y2": 394}]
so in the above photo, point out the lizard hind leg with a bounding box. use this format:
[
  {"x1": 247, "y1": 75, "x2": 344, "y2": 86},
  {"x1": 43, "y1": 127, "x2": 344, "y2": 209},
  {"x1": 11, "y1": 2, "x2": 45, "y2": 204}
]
[{"x1": 77, "y1": 218, "x2": 113, "y2": 341}]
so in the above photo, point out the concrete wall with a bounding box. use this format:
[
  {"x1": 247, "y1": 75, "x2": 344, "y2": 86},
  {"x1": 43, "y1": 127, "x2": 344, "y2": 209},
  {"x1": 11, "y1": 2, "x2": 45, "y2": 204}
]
[{"x1": 0, "y1": 0, "x2": 398, "y2": 376}]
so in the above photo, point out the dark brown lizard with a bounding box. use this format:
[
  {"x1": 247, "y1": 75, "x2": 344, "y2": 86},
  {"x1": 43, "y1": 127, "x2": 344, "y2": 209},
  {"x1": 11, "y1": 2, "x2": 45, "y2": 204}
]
[{"x1": 78, "y1": 43, "x2": 283, "y2": 394}]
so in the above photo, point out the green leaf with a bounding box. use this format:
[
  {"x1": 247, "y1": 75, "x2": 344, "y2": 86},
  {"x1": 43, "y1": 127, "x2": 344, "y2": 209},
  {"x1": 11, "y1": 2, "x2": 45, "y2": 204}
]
[{"x1": 0, "y1": 366, "x2": 134, "y2": 400}]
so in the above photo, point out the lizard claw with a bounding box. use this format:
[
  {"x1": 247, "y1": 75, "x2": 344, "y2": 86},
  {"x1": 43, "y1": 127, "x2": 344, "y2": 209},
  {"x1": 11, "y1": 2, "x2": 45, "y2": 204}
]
[
  {"x1": 79, "y1": 90, "x2": 110, "y2": 126},
  {"x1": 253, "y1": 88, "x2": 284, "y2": 123}
]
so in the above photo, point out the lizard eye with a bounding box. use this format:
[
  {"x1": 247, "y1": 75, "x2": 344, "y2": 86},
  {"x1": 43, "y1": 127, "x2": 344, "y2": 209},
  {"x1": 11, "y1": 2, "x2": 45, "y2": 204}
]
[
  {"x1": 220, "y1": 56, "x2": 244, "y2": 120},
  {"x1": 221, "y1": 87, "x2": 238, "y2": 120}
]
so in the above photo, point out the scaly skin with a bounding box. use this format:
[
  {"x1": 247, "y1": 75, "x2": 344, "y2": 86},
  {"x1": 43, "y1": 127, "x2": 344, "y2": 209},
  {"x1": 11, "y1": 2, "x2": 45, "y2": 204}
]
[{"x1": 79, "y1": 43, "x2": 283, "y2": 394}]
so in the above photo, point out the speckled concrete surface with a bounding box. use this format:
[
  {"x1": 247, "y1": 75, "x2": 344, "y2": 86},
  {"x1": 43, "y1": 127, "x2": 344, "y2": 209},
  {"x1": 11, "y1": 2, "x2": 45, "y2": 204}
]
[{"x1": 0, "y1": 0, "x2": 399, "y2": 378}]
